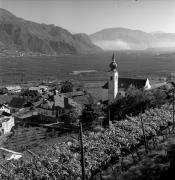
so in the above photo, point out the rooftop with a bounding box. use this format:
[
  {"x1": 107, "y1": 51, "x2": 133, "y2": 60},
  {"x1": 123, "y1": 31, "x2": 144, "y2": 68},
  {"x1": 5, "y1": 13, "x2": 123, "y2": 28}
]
[
  {"x1": 6, "y1": 86, "x2": 21, "y2": 91},
  {"x1": 62, "y1": 91, "x2": 85, "y2": 98},
  {"x1": 0, "y1": 115, "x2": 12, "y2": 123},
  {"x1": 103, "y1": 77, "x2": 148, "y2": 90},
  {"x1": 0, "y1": 104, "x2": 9, "y2": 108}
]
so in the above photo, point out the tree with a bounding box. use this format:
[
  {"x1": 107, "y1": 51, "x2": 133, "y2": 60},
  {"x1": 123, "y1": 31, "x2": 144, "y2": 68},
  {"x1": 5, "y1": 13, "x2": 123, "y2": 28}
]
[
  {"x1": 126, "y1": 86, "x2": 145, "y2": 107},
  {"x1": 60, "y1": 80, "x2": 74, "y2": 93},
  {"x1": 111, "y1": 86, "x2": 169, "y2": 121},
  {"x1": 62, "y1": 104, "x2": 82, "y2": 125},
  {"x1": 80, "y1": 104, "x2": 104, "y2": 127},
  {"x1": 167, "y1": 72, "x2": 175, "y2": 81},
  {"x1": 149, "y1": 88, "x2": 167, "y2": 108},
  {"x1": 0, "y1": 87, "x2": 8, "y2": 95}
]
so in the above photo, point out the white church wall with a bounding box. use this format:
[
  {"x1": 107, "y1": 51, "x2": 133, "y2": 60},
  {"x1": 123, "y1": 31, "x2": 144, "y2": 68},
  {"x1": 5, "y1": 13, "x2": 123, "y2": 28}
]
[
  {"x1": 108, "y1": 70, "x2": 118, "y2": 104},
  {"x1": 144, "y1": 78, "x2": 151, "y2": 90}
]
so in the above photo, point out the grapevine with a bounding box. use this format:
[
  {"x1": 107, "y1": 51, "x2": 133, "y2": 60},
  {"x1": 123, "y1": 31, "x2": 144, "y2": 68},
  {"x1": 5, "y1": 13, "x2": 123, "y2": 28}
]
[{"x1": 0, "y1": 104, "x2": 174, "y2": 179}]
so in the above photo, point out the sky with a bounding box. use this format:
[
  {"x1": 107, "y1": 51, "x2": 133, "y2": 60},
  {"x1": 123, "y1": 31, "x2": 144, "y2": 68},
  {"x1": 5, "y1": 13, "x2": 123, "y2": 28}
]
[{"x1": 0, "y1": 0, "x2": 175, "y2": 34}]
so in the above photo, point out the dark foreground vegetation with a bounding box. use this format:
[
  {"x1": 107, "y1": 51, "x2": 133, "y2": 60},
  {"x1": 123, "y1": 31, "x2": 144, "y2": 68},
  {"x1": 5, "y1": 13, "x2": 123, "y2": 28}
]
[
  {"x1": 0, "y1": 103, "x2": 175, "y2": 179},
  {"x1": 1, "y1": 80, "x2": 175, "y2": 179},
  {"x1": 110, "y1": 84, "x2": 172, "y2": 121},
  {"x1": 116, "y1": 135, "x2": 175, "y2": 180}
]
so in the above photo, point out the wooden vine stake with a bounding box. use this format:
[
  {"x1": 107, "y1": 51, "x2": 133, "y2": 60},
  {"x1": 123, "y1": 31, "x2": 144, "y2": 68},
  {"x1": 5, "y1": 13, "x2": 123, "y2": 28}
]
[
  {"x1": 79, "y1": 122, "x2": 86, "y2": 180},
  {"x1": 140, "y1": 113, "x2": 148, "y2": 154},
  {"x1": 172, "y1": 90, "x2": 175, "y2": 134}
]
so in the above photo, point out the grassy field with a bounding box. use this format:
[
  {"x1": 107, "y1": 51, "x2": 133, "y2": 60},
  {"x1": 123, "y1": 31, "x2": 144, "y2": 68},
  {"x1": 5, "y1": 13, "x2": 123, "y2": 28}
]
[{"x1": 0, "y1": 51, "x2": 175, "y2": 85}]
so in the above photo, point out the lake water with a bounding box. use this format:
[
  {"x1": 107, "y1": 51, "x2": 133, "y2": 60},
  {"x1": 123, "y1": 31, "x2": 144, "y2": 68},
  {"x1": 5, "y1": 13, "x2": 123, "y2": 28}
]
[{"x1": 0, "y1": 51, "x2": 175, "y2": 85}]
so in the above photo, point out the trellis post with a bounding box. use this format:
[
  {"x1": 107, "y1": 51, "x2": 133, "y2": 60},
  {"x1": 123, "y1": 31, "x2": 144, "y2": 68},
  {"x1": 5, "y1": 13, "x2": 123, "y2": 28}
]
[
  {"x1": 172, "y1": 90, "x2": 175, "y2": 134},
  {"x1": 79, "y1": 122, "x2": 86, "y2": 180}
]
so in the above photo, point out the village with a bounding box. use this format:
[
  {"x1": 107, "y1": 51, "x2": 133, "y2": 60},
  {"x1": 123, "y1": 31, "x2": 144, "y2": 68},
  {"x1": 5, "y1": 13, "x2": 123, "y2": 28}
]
[
  {"x1": 0, "y1": 54, "x2": 170, "y2": 147},
  {"x1": 1, "y1": 54, "x2": 175, "y2": 179}
]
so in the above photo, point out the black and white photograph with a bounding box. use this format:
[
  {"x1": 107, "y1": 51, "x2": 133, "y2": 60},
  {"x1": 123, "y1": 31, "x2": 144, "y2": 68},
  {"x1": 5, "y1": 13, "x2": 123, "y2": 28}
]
[{"x1": 0, "y1": 0, "x2": 175, "y2": 179}]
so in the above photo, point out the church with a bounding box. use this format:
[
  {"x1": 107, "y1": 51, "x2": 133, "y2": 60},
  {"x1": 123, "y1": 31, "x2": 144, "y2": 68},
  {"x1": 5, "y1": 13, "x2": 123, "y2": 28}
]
[{"x1": 103, "y1": 53, "x2": 151, "y2": 104}]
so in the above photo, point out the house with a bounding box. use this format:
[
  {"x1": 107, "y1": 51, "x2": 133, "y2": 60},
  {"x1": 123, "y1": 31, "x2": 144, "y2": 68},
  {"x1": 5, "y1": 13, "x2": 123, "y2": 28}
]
[
  {"x1": 13, "y1": 108, "x2": 39, "y2": 127},
  {"x1": 37, "y1": 94, "x2": 65, "y2": 119},
  {"x1": 37, "y1": 94, "x2": 81, "y2": 120},
  {"x1": 54, "y1": 94, "x2": 65, "y2": 108},
  {"x1": 37, "y1": 101, "x2": 59, "y2": 118},
  {"x1": 29, "y1": 85, "x2": 49, "y2": 94},
  {"x1": 38, "y1": 85, "x2": 48, "y2": 92},
  {"x1": 5, "y1": 85, "x2": 22, "y2": 93},
  {"x1": 0, "y1": 113, "x2": 14, "y2": 136},
  {"x1": 103, "y1": 53, "x2": 151, "y2": 104},
  {"x1": 0, "y1": 147, "x2": 22, "y2": 162},
  {"x1": 0, "y1": 104, "x2": 10, "y2": 114},
  {"x1": 29, "y1": 87, "x2": 42, "y2": 94}
]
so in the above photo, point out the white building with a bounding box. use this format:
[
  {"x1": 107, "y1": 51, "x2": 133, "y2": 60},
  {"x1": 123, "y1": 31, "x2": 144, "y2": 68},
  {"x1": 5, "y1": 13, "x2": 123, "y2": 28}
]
[
  {"x1": 29, "y1": 85, "x2": 48, "y2": 94},
  {"x1": 6, "y1": 85, "x2": 22, "y2": 93},
  {"x1": 0, "y1": 115, "x2": 14, "y2": 135},
  {"x1": 0, "y1": 104, "x2": 10, "y2": 114},
  {"x1": 144, "y1": 78, "x2": 151, "y2": 90}
]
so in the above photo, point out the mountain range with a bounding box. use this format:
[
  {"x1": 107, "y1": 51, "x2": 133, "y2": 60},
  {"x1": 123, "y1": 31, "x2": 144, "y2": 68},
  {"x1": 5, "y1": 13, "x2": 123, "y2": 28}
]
[
  {"x1": 90, "y1": 28, "x2": 175, "y2": 50},
  {"x1": 0, "y1": 8, "x2": 101, "y2": 55},
  {"x1": 0, "y1": 8, "x2": 175, "y2": 55}
]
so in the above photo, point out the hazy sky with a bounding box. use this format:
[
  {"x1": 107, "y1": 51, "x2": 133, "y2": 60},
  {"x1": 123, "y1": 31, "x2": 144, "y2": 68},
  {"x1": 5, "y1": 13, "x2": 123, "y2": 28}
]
[{"x1": 0, "y1": 0, "x2": 175, "y2": 34}]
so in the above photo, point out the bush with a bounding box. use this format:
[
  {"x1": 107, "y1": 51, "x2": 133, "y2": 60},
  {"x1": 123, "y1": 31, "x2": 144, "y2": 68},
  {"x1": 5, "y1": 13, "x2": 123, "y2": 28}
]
[
  {"x1": 60, "y1": 80, "x2": 73, "y2": 93},
  {"x1": 111, "y1": 86, "x2": 170, "y2": 121}
]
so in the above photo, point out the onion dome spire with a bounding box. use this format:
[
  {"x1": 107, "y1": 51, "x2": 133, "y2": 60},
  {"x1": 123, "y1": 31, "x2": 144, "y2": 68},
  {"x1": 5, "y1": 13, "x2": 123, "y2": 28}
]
[
  {"x1": 112, "y1": 52, "x2": 115, "y2": 62},
  {"x1": 109, "y1": 52, "x2": 117, "y2": 71}
]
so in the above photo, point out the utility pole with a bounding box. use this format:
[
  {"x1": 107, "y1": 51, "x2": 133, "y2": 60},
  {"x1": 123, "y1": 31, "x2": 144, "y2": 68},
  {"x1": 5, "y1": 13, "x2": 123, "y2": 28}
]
[{"x1": 79, "y1": 122, "x2": 86, "y2": 180}]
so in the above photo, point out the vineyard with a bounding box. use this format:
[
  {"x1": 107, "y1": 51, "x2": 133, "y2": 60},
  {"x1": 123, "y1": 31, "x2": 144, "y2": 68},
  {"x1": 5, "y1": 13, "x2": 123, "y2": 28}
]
[{"x1": 0, "y1": 104, "x2": 174, "y2": 179}]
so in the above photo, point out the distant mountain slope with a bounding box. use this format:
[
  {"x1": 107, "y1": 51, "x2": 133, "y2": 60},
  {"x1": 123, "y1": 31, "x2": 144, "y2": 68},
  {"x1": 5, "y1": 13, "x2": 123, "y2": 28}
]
[
  {"x1": 0, "y1": 8, "x2": 101, "y2": 55},
  {"x1": 90, "y1": 27, "x2": 175, "y2": 50}
]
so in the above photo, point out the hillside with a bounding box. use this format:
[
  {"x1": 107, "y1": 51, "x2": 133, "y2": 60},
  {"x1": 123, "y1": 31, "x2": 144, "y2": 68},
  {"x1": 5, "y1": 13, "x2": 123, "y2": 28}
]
[
  {"x1": 0, "y1": 8, "x2": 101, "y2": 55},
  {"x1": 90, "y1": 27, "x2": 175, "y2": 50}
]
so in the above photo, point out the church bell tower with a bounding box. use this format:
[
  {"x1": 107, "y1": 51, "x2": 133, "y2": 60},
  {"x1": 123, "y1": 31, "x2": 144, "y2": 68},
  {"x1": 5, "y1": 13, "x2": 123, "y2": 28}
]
[{"x1": 108, "y1": 53, "x2": 118, "y2": 104}]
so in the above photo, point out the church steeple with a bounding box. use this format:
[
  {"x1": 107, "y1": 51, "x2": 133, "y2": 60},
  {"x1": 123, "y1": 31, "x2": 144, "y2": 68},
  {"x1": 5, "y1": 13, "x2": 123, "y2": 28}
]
[
  {"x1": 112, "y1": 52, "x2": 115, "y2": 62},
  {"x1": 109, "y1": 52, "x2": 117, "y2": 71},
  {"x1": 108, "y1": 52, "x2": 118, "y2": 104}
]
